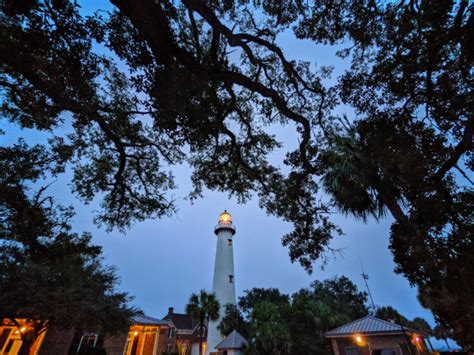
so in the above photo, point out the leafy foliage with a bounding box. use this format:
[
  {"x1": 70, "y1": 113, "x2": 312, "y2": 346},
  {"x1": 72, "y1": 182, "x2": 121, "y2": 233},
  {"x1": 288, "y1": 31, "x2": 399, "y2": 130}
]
[
  {"x1": 1, "y1": 0, "x2": 472, "y2": 348},
  {"x1": 220, "y1": 276, "x2": 368, "y2": 354},
  {"x1": 375, "y1": 306, "x2": 432, "y2": 335},
  {"x1": 0, "y1": 143, "x2": 136, "y2": 352},
  {"x1": 185, "y1": 290, "x2": 220, "y2": 355},
  {"x1": 433, "y1": 322, "x2": 453, "y2": 350}
]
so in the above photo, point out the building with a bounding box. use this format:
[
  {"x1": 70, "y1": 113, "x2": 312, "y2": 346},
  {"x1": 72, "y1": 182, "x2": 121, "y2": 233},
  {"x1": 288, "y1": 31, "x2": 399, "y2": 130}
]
[
  {"x1": 162, "y1": 307, "x2": 208, "y2": 355},
  {"x1": 0, "y1": 319, "x2": 47, "y2": 355},
  {"x1": 215, "y1": 330, "x2": 248, "y2": 355},
  {"x1": 325, "y1": 315, "x2": 432, "y2": 355},
  {"x1": 1, "y1": 315, "x2": 170, "y2": 355},
  {"x1": 206, "y1": 211, "x2": 237, "y2": 355},
  {"x1": 118, "y1": 314, "x2": 171, "y2": 355}
]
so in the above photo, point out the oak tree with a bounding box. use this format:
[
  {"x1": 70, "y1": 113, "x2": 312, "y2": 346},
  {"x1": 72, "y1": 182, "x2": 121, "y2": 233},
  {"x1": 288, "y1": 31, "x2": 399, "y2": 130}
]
[{"x1": 1, "y1": 0, "x2": 472, "y2": 348}]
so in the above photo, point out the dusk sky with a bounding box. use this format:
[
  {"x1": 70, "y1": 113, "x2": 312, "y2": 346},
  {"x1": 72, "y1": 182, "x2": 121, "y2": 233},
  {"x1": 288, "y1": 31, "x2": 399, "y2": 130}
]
[{"x1": 1, "y1": 0, "x2": 457, "y2": 349}]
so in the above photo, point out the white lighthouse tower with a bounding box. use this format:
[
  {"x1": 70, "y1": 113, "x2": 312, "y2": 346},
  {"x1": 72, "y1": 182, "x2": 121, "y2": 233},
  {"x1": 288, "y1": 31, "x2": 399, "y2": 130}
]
[{"x1": 206, "y1": 210, "x2": 237, "y2": 355}]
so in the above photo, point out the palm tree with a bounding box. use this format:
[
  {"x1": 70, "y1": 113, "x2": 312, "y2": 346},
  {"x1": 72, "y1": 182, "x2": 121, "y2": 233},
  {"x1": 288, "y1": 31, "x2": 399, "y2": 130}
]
[
  {"x1": 433, "y1": 324, "x2": 452, "y2": 350},
  {"x1": 186, "y1": 290, "x2": 220, "y2": 355}
]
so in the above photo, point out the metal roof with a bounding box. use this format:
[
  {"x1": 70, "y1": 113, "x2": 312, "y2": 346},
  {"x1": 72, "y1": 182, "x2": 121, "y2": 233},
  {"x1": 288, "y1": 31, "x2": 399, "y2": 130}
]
[
  {"x1": 325, "y1": 315, "x2": 420, "y2": 337},
  {"x1": 131, "y1": 314, "x2": 170, "y2": 326},
  {"x1": 215, "y1": 330, "x2": 248, "y2": 349}
]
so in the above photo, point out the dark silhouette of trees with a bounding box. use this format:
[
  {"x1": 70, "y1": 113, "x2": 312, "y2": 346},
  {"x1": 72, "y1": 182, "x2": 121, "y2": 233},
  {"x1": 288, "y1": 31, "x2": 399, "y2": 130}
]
[
  {"x1": 375, "y1": 306, "x2": 432, "y2": 336},
  {"x1": 0, "y1": 144, "x2": 135, "y2": 354},
  {"x1": 1, "y1": 0, "x2": 472, "y2": 348},
  {"x1": 220, "y1": 276, "x2": 368, "y2": 354}
]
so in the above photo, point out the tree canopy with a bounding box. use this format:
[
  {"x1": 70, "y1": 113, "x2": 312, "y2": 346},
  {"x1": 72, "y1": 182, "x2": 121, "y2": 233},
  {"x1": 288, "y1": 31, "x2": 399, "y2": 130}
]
[
  {"x1": 1, "y1": 0, "x2": 472, "y2": 349},
  {"x1": 0, "y1": 143, "x2": 136, "y2": 353},
  {"x1": 375, "y1": 306, "x2": 432, "y2": 336},
  {"x1": 220, "y1": 276, "x2": 369, "y2": 355}
]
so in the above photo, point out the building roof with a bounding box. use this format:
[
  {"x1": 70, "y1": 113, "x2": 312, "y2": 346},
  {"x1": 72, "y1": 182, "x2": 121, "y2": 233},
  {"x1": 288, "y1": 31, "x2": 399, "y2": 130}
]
[
  {"x1": 215, "y1": 330, "x2": 248, "y2": 350},
  {"x1": 131, "y1": 314, "x2": 170, "y2": 326},
  {"x1": 162, "y1": 308, "x2": 196, "y2": 330},
  {"x1": 325, "y1": 315, "x2": 421, "y2": 338}
]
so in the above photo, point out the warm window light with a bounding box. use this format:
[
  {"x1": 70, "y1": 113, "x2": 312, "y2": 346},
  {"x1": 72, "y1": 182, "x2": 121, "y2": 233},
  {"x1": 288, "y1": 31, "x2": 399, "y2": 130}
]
[
  {"x1": 219, "y1": 210, "x2": 232, "y2": 224},
  {"x1": 14, "y1": 327, "x2": 27, "y2": 335}
]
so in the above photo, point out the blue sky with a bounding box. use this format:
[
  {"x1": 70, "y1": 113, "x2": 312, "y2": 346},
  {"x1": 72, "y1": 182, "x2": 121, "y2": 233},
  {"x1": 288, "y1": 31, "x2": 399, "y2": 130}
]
[{"x1": 1, "y1": 0, "x2": 459, "y2": 350}]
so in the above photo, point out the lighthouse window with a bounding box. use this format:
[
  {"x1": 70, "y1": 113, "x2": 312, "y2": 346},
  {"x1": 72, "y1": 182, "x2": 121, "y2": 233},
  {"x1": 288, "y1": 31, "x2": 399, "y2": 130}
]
[
  {"x1": 229, "y1": 275, "x2": 234, "y2": 283},
  {"x1": 227, "y1": 239, "x2": 232, "y2": 246}
]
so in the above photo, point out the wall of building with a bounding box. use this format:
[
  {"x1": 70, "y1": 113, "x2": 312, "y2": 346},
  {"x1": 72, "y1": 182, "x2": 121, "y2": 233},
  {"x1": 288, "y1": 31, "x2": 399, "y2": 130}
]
[
  {"x1": 2, "y1": 319, "x2": 171, "y2": 355},
  {"x1": 39, "y1": 327, "x2": 75, "y2": 355},
  {"x1": 331, "y1": 335, "x2": 422, "y2": 355},
  {"x1": 157, "y1": 328, "x2": 170, "y2": 354},
  {"x1": 103, "y1": 332, "x2": 127, "y2": 355}
]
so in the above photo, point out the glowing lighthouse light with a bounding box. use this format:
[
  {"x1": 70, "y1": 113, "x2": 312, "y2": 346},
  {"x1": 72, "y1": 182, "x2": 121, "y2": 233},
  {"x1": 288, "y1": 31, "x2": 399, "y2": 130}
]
[
  {"x1": 219, "y1": 210, "x2": 232, "y2": 224},
  {"x1": 207, "y1": 211, "x2": 237, "y2": 355}
]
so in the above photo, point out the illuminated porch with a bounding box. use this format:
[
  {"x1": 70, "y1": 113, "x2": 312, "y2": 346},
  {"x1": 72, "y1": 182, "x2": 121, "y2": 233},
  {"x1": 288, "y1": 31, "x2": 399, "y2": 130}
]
[{"x1": 0, "y1": 319, "x2": 47, "y2": 355}]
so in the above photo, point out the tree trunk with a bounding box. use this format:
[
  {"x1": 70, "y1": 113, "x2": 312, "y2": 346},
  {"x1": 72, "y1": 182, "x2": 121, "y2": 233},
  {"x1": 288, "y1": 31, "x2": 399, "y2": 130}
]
[{"x1": 199, "y1": 320, "x2": 203, "y2": 355}]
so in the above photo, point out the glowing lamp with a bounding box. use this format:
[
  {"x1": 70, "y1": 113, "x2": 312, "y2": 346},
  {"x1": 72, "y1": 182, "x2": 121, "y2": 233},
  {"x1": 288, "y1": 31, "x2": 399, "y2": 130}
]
[
  {"x1": 20, "y1": 327, "x2": 26, "y2": 333},
  {"x1": 355, "y1": 335, "x2": 363, "y2": 344},
  {"x1": 219, "y1": 210, "x2": 232, "y2": 224},
  {"x1": 415, "y1": 336, "x2": 420, "y2": 342},
  {"x1": 133, "y1": 331, "x2": 138, "y2": 336}
]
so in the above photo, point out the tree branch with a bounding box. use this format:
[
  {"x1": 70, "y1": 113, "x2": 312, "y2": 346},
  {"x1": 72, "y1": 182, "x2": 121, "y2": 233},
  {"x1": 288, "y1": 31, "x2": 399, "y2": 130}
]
[{"x1": 433, "y1": 118, "x2": 474, "y2": 181}]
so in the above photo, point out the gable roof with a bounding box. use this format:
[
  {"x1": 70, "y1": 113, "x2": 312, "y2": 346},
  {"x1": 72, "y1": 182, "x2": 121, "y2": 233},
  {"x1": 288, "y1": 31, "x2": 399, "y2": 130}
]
[
  {"x1": 325, "y1": 315, "x2": 422, "y2": 338},
  {"x1": 162, "y1": 312, "x2": 195, "y2": 330},
  {"x1": 132, "y1": 314, "x2": 170, "y2": 326},
  {"x1": 215, "y1": 330, "x2": 248, "y2": 350}
]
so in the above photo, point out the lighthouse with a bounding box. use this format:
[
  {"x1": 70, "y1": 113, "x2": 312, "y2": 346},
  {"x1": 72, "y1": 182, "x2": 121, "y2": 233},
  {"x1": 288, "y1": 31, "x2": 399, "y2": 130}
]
[{"x1": 206, "y1": 211, "x2": 237, "y2": 354}]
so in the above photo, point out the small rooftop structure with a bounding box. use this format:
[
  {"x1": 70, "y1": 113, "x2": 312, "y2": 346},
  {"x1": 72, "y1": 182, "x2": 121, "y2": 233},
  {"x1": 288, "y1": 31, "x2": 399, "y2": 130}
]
[{"x1": 215, "y1": 330, "x2": 248, "y2": 350}]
